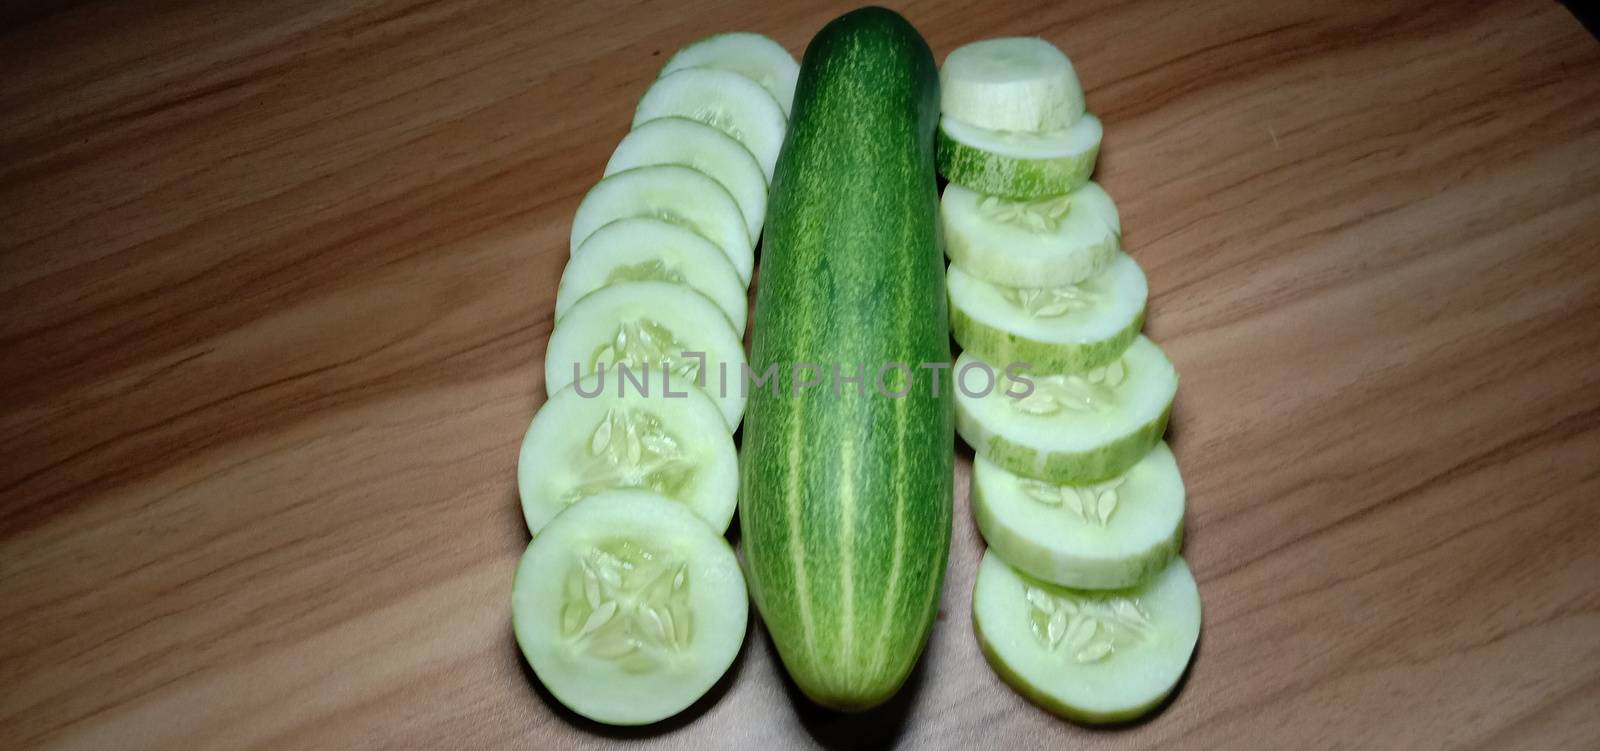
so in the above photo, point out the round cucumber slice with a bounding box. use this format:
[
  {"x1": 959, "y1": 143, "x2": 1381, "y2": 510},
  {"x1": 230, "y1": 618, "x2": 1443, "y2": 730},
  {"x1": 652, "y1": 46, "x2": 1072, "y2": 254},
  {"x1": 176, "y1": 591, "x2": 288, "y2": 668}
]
[
  {"x1": 605, "y1": 117, "x2": 768, "y2": 243},
  {"x1": 973, "y1": 551, "x2": 1201, "y2": 724},
  {"x1": 973, "y1": 442, "x2": 1183, "y2": 590},
  {"x1": 633, "y1": 67, "x2": 787, "y2": 181},
  {"x1": 518, "y1": 371, "x2": 737, "y2": 536},
  {"x1": 557, "y1": 218, "x2": 748, "y2": 335},
  {"x1": 953, "y1": 336, "x2": 1176, "y2": 484},
  {"x1": 937, "y1": 113, "x2": 1101, "y2": 199},
  {"x1": 948, "y1": 251, "x2": 1146, "y2": 373},
  {"x1": 512, "y1": 490, "x2": 749, "y2": 726},
  {"x1": 545, "y1": 281, "x2": 748, "y2": 430},
  {"x1": 942, "y1": 181, "x2": 1121, "y2": 288},
  {"x1": 940, "y1": 37, "x2": 1085, "y2": 133},
  {"x1": 570, "y1": 165, "x2": 754, "y2": 284},
  {"x1": 659, "y1": 32, "x2": 799, "y2": 116}
]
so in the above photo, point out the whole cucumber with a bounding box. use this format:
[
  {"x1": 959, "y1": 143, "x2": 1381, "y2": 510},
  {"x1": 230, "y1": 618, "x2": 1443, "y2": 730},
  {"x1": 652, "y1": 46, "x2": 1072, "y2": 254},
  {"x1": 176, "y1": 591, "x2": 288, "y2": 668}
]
[{"x1": 739, "y1": 6, "x2": 952, "y2": 711}]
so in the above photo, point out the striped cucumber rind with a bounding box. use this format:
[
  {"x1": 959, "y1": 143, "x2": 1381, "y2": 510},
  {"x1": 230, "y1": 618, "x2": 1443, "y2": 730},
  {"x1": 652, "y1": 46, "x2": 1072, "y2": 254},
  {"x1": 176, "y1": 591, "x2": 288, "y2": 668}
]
[
  {"x1": 937, "y1": 114, "x2": 1101, "y2": 199},
  {"x1": 972, "y1": 442, "x2": 1183, "y2": 589},
  {"x1": 948, "y1": 252, "x2": 1146, "y2": 373},
  {"x1": 739, "y1": 8, "x2": 952, "y2": 712},
  {"x1": 953, "y1": 337, "x2": 1176, "y2": 485},
  {"x1": 942, "y1": 181, "x2": 1121, "y2": 288}
]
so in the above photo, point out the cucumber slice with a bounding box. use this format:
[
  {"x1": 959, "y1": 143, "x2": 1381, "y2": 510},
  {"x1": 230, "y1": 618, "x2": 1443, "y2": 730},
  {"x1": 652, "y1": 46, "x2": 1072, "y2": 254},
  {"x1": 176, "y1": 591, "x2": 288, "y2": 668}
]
[
  {"x1": 937, "y1": 113, "x2": 1101, "y2": 199},
  {"x1": 953, "y1": 336, "x2": 1176, "y2": 484},
  {"x1": 942, "y1": 181, "x2": 1121, "y2": 288},
  {"x1": 512, "y1": 490, "x2": 749, "y2": 726},
  {"x1": 973, "y1": 442, "x2": 1183, "y2": 590},
  {"x1": 518, "y1": 371, "x2": 738, "y2": 536},
  {"x1": 659, "y1": 32, "x2": 800, "y2": 116},
  {"x1": 557, "y1": 218, "x2": 748, "y2": 335},
  {"x1": 545, "y1": 281, "x2": 748, "y2": 430},
  {"x1": 973, "y1": 551, "x2": 1201, "y2": 724},
  {"x1": 940, "y1": 37, "x2": 1085, "y2": 133},
  {"x1": 633, "y1": 68, "x2": 787, "y2": 181},
  {"x1": 948, "y1": 251, "x2": 1146, "y2": 373},
  {"x1": 570, "y1": 165, "x2": 754, "y2": 284},
  {"x1": 605, "y1": 117, "x2": 769, "y2": 243}
]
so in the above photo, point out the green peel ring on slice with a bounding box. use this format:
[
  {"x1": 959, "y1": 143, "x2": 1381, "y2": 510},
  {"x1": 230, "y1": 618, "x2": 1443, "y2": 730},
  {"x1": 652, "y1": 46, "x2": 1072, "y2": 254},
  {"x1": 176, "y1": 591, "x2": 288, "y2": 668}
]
[
  {"x1": 942, "y1": 181, "x2": 1121, "y2": 288},
  {"x1": 953, "y1": 337, "x2": 1176, "y2": 484},
  {"x1": 937, "y1": 113, "x2": 1101, "y2": 199},
  {"x1": 518, "y1": 371, "x2": 737, "y2": 536},
  {"x1": 948, "y1": 251, "x2": 1146, "y2": 374},
  {"x1": 512, "y1": 490, "x2": 748, "y2": 726},
  {"x1": 973, "y1": 551, "x2": 1201, "y2": 724},
  {"x1": 973, "y1": 442, "x2": 1183, "y2": 590}
]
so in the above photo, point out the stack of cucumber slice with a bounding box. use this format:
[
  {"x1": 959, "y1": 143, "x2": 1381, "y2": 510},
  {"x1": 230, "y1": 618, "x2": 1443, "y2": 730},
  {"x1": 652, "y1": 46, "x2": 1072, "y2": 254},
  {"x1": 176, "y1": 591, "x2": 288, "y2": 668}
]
[
  {"x1": 511, "y1": 32, "x2": 799, "y2": 726},
  {"x1": 938, "y1": 38, "x2": 1202, "y2": 724}
]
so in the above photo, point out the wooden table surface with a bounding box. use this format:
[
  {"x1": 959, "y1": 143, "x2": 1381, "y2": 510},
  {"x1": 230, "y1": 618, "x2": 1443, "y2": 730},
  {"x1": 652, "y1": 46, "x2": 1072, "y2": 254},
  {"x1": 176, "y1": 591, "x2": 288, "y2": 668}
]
[{"x1": 4, "y1": 1, "x2": 1599, "y2": 748}]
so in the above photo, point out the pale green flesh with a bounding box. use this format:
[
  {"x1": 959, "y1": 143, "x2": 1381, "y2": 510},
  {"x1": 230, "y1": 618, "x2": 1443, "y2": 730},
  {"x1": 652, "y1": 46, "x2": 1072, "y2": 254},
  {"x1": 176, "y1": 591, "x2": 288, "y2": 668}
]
[
  {"x1": 512, "y1": 491, "x2": 748, "y2": 726},
  {"x1": 940, "y1": 37, "x2": 1085, "y2": 132},
  {"x1": 557, "y1": 217, "x2": 748, "y2": 335},
  {"x1": 570, "y1": 165, "x2": 754, "y2": 283},
  {"x1": 942, "y1": 181, "x2": 1122, "y2": 288},
  {"x1": 948, "y1": 251, "x2": 1146, "y2": 373},
  {"x1": 605, "y1": 117, "x2": 769, "y2": 242},
  {"x1": 633, "y1": 67, "x2": 787, "y2": 180},
  {"x1": 518, "y1": 372, "x2": 737, "y2": 536},
  {"x1": 659, "y1": 32, "x2": 800, "y2": 116},
  {"x1": 973, "y1": 551, "x2": 1200, "y2": 724},
  {"x1": 953, "y1": 336, "x2": 1177, "y2": 484},
  {"x1": 937, "y1": 114, "x2": 1101, "y2": 199},
  {"x1": 974, "y1": 442, "x2": 1183, "y2": 589},
  {"x1": 544, "y1": 281, "x2": 748, "y2": 430}
]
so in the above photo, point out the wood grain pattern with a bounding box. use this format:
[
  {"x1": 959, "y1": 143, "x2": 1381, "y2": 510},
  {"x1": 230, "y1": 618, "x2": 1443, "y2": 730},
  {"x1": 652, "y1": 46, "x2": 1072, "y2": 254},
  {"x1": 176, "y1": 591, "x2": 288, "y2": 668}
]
[{"x1": 3, "y1": 1, "x2": 1598, "y2": 748}]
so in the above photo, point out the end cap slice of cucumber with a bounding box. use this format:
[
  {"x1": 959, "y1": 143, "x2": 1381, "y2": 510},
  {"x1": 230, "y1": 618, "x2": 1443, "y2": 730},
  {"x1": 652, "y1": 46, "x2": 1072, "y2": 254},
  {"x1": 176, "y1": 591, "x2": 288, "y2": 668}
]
[
  {"x1": 940, "y1": 37, "x2": 1085, "y2": 133},
  {"x1": 973, "y1": 551, "x2": 1201, "y2": 724},
  {"x1": 512, "y1": 490, "x2": 749, "y2": 726},
  {"x1": 948, "y1": 251, "x2": 1146, "y2": 373},
  {"x1": 518, "y1": 370, "x2": 738, "y2": 536},
  {"x1": 973, "y1": 442, "x2": 1183, "y2": 590}
]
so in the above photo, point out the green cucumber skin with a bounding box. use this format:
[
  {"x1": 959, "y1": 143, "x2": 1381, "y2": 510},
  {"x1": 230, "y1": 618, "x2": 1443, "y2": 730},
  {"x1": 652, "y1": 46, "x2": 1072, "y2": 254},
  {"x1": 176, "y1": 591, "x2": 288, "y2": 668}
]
[
  {"x1": 739, "y1": 7, "x2": 952, "y2": 711},
  {"x1": 961, "y1": 401, "x2": 1172, "y2": 485},
  {"x1": 949, "y1": 302, "x2": 1144, "y2": 375},
  {"x1": 936, "y1": 127, "x2": 1098, "y2": 200}
]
